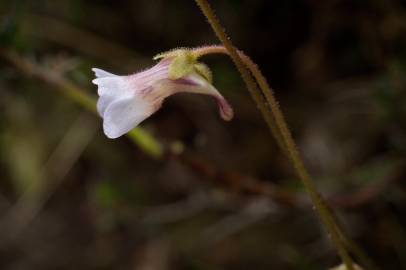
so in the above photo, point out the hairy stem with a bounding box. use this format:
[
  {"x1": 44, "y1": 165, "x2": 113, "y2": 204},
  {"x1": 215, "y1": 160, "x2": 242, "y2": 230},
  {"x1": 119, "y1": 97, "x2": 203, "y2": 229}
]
[
  {"x1": 193, "y1": 0, "x2": 355, "y2": 268},
  {"x1": 197, "y1": 45, "x2": 377, "y2": 269}
]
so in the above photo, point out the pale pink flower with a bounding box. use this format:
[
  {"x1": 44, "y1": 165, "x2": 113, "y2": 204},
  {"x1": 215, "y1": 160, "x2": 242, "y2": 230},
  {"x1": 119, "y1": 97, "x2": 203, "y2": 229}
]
[{"x1": 92, "y1": 58, "x2": 233, "y2": 139}]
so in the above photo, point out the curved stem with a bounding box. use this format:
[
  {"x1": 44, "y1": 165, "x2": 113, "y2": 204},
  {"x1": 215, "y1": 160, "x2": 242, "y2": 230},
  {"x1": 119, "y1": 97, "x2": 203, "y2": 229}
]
[{"x1": 193, "y1": 1, "x2": 355, "y2": 269}]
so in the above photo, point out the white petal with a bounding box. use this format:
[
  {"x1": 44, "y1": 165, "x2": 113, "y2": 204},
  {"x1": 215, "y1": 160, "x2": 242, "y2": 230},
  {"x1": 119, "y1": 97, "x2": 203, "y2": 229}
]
[
  {"x1": 92, "y1": 77, "x2": 121, "y2": 96},
  {"x1": 97, "y1": 94, "x2": 116, "y2": 117},
  {"x1": 92, "y1": 68, "x2": 118, "y2": 78},
  {"x1": 102, "y1": 97, "x2": 154, "y2": 139},
  {"x1": 92, "y1": 77, "x2": 134, "y2": 99}
]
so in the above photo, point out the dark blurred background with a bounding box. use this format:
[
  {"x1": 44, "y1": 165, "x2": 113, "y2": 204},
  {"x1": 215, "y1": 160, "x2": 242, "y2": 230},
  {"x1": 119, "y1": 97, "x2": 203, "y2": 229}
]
[{"x1": 1, "y1": 0, "x2": 406, "y2": 269}]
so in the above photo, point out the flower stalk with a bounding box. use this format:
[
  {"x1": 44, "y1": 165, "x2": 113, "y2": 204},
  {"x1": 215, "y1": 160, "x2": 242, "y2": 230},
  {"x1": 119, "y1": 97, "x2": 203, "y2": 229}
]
[{"x1": 193, "y1": 0, "x2": 355, "y2": 268}]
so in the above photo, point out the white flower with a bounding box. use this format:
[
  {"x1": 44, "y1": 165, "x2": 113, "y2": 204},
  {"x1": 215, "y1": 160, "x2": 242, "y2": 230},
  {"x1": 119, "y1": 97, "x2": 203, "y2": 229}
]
[{"x1": 92, "y1": 58, "x2": 233, "y2": 139}]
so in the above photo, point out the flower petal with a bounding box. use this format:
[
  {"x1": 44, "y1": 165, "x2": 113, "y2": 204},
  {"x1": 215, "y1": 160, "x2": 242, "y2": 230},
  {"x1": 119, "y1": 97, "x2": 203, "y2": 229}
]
[
  {"x1": 102, "y1": 97, "x2": 154, "y2": 139},
  {"x1": 92, "y1": 68, "x2": 118, "y2": 78},
  {"x1": 92, "y1": 77, "x2": 138, "y2": 103},
  {"x1": 97, "y1": 94, "x2": 115, "y2": 117}
]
